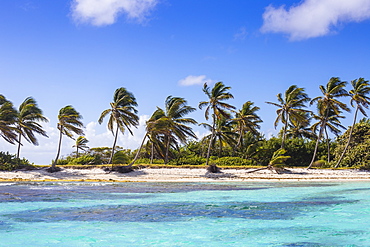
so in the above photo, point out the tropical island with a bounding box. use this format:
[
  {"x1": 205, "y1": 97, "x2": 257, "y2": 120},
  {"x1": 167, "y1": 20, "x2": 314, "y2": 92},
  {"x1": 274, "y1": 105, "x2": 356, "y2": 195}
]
[{"x1": 1, "y1": 77, "x2": 370, "y2": 181}]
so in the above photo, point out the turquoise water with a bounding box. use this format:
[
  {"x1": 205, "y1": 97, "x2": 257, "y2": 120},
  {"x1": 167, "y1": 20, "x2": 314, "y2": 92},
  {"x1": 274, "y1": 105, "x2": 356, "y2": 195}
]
[{"x1": 0, "y1": 181, "x2": 369, "y2": 246}]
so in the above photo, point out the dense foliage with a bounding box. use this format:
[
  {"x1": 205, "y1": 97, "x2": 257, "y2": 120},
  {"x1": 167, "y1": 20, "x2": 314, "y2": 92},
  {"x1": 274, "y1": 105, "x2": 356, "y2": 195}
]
[{"x1": 0, "y1": 151, "x2": 34, "y2": 171}]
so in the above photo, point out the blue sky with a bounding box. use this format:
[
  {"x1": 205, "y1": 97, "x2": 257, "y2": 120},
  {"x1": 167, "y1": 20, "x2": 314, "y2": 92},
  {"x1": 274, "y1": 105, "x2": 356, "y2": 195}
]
[{"x1": 1, "y1": 0, "x2": 370, "y2": 165}]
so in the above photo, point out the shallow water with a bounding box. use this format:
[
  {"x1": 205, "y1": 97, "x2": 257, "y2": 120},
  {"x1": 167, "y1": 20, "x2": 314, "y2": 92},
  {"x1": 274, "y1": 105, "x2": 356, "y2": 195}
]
[{"x1": 0, "y1": 181, "x2": 369, "y2": 246}]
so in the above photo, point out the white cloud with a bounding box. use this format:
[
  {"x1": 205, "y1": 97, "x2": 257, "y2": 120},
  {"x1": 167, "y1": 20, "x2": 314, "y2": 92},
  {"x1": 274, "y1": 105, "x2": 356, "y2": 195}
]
[
  {"x1": 178, "y1": 75, "x2": 213, "y2": 86},
  {"x1": 261, "y1": 0, "x2": 370, "y2": 40},
  {"x1": 71, "y1": 0, "x2": 158, "y2": 26}
]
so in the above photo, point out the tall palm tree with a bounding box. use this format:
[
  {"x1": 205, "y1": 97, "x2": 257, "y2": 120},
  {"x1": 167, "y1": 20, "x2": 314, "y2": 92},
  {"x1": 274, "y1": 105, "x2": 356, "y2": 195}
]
[
  {"x1": 51, "y1": 105, "x2": 84, "y2": 172},
  {"x1": 199, "y1": 82, "x2": 235, "y2": 166},
  {"x1": 151, "y1": 96, "x2": 197, "y2": 163},
  {"x1": 73, "y1": 136, "x2": 89, "y2": 158},
  {"x1": 129, "y1": 108, "x2": 166, "y2": 166},
  {"x1": 266, "y1": 85, "x2": 310, "y2": 148},
  {"x1": 15, "y1": 97, "x2": 48, "y2": 159},
  {"x1": 307, "y1": 77, "x2": 349, "y2": 168},
  {"x1": 285, "y1": 112, "x2": 316, "y2": 140},
  {"x1": 0, "y1": 95, "x2": 18, "y2": 144},
  {"x1": 311, "y1": 108, "x2": 346, "y2": 163},
  {"x1": 335, "y1": 78, "x2": 370, "y2": 167},
  {"x1": 200, "y1": 115, "x2": 237, "y2": 156},
  {"x1": 232, "y1": 101, "x2": 262, "y2": 150},
  {"x1": 98, "y1": 87, "x2": 139, "y2": 165}
]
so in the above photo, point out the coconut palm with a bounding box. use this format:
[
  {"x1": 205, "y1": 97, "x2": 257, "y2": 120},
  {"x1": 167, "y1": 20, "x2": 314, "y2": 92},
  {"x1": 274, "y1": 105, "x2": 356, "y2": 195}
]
[
  {"x1": 73, "y1": 136, "x2": 89, "y2": 158},
  {"x1": 311, "y1": 109, "x2": 346, "y2": 164},
  {"x1": 307, "y1": 77, "x2": 350, "y2": 168},
  {"x1": 285, "y1": 112, "x2": 316, "y2": 140},
  {"x1": 199, "y1": 82, "x2": 235, "y2": 167},
  {"x1": 335, "y1": 78, "x2": 370, "y2": 167},
  {"x1": 0, "y1": 95, "x2": 18, "y2": 144},
  {"x1": 266, "y1": 85, "x2": 310, "y2": 148},
  {"x1": 232, "y1": 101, "x2": 262, "y2": 150},
  {"x1": 200, "y1": 115, "x2": 237, "y2": 157},
  {"x1": 15, "y1": 97, "x2": 48, "y2": 159},
  {"x1": 51, "y1": 105, "x2": 84, "y2": 172},
  {"x1": 98, "y1": 87, "x2": 139, "y2": 165},
  {"x1": 152, "y1": 96, "x2": 197, "y2": 163},
  {"x1": 129, "y1": 108, "x2": 166, "y2": 166}
]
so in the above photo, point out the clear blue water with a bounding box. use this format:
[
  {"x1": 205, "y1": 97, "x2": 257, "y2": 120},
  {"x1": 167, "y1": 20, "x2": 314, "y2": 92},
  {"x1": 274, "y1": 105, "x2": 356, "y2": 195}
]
[{"x1": 0, "y1": 181, "x2": 369, "y2": 246}]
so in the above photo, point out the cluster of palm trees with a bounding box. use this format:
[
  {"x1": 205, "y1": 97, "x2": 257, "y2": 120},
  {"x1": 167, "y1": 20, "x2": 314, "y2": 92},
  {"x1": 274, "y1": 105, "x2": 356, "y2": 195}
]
[
  {"x1": 267, "y1": 77, "x2": 370, "y2": 168},
  {"x1": 1, "y1": 76, "x2": 369, "y2": 171}
]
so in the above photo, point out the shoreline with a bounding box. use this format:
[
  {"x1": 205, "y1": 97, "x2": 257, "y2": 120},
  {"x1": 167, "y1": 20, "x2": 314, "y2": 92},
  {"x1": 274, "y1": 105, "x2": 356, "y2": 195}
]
[{"x1": 1, "y1": 167, "x2": 370, "y2": 182}]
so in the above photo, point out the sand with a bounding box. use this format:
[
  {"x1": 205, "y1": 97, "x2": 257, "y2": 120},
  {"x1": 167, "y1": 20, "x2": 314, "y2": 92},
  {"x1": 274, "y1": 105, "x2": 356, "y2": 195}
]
[{"x1": 1, "y1": 167, "x2": 370, "y2": 182}]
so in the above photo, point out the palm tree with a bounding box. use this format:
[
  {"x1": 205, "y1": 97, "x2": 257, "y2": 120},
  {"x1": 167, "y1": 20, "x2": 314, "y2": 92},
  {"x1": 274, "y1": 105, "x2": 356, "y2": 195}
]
[
  {"x1": 129, "y1": 108, "x2": 165, "y2": 166},
  {"x1": 311, "y1": 109, "x2": 346, "y2": 163},
  {"x1": 50, "y1": 105, "x2": 84, "y2": 172},
  {"x1": 307, "y1": 77, "x2": 350, "y2": 168},
  {"x1": 199, "y1": 82, "x2": 235, "y2": 167},
  {"x1": 151, "y1": 96, "x2": 197, "y2": 163},
  {"x1": 200, "y1": 115, "x2": 237, "y2": 157},
  {"x1": 15, "y1": 97, "x2": 48, "y2": 159},
  {"x1": 285, "y1": 112, "x2": 316, "y2": 140},
  {"x1": 266, "y1": 85, "x2": 310, "y2": 148},
  {"x1": 98, "y1": 87, "x2": 139, "y2": 166},
  {"x1": 0, "y1": 95, "x2": 18, "y2": 144},
  {"x1": 73, "y1": 136, "x2": 89, "y2": 158},
  {"x1": 232, "y1": 101, "x2": 262, "y2": 150},
  {"x1": 335, "y1": 78, "x2": 370, "y2": 167}
]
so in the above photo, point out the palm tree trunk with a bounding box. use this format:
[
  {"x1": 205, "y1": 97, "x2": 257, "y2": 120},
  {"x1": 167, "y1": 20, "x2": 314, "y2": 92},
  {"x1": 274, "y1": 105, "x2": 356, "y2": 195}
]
[
  {"x1": 281, "y1": 112, "x2": 289, "y2": 149},
  {"x1": 150, "y1": 141, "x2": 154, "y2": 164},
  {"x1": 165, "y1": 136, "x2": 171, "y2": 164},
  {"x1": 129, "y1": 134, "x2": 147, "y2": 166},
  {"x1": 307, "y1": 123, "x2": 324, "y2": 169},
  {"x1": 109, "y1": 124, "x2": 120, "y2": 167},
  {"x1": 52, "y1": 128, "x2": 63, "y2": 169},
  {"x1": 324, "y1": 127, "x2": 330, "y2": 163},
  {"x1": 205, "y1": 114, "x2": 216, "y2": 166},
  {"x1": 335, "y1": 105, "x2": 359, "y2": 168},
  {"x1": 16, "y1": 131, "x2": 22, "y2": 160},
  {"x1": 76, "y1": 146, "x2": 79, "y2": 158}
]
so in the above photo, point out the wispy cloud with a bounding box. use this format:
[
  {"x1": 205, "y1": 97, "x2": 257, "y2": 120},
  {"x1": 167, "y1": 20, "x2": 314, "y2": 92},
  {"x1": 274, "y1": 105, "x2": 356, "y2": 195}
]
[
  {"x1": 71, "y1": 0, "x2": 158, "y2": 26},
  {"x1": 178, "y1": 75, "x2": 213, "y2": 86},
  {"x1": 234, "y1": 26, "x2": 248, "y2": 41},
  {"x1": 261, "y1": 0, "x2": 370, "y2": 40}
]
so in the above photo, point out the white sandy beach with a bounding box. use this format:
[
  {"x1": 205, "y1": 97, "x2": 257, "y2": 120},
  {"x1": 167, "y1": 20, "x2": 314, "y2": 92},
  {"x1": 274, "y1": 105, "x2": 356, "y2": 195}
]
[{"x1": 1, "y1": 167, "x2": 370, "y2": 182}]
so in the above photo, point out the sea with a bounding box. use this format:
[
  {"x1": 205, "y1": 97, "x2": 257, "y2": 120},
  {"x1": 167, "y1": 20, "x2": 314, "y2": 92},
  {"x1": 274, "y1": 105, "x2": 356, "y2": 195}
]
[{"x1": 0, "y1": 181, "x2": 369, "y2": 246}]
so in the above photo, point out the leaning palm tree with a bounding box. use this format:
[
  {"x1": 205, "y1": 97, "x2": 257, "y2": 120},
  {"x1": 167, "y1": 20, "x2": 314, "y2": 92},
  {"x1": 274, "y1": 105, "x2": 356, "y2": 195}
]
[
  {"x1": 199, "y1": 82, "x2": 235, "y2": 167},
  {"x1": 129, "y1": 108, "x2": 166, "y2": 166},
  {"x1": 98, "y1": 87, "x2": 139, "y2": 166},
  {"x1": 285, "y1": 112, "x2": 316, "y2": 140},
  {"x1": 232, "y1": 101, "x2": 262, "y2": 150},
  {"x1": 266, "y1": 85, "x2": 310, "y2": 148},
  {"x1": 0, "y1": 95, "x2": 18, "y2": 144},
  {"x1": 200, "y1": 115, "x2": 237, "y2": 157},
  {"x1": 335, "y1": 78, "x2": 370, "y2": 167},
  {"x1": 73, "y1": 136, "x2": 89, "y2": 158},
  {"x1": 15, "y1": 97, "x2": 48, "y2": 159},
  {"x1": 311, "y1": 108, "x2": 346, "y2": 164},
  {"x1": 307, "y1": 77, "x2": 350, "y2": 168},
  {"x1": 151, "y1": 96, "x2": 197, "y2": 163},
  {"x1": 50, "y1": 105, "x2": 84, "y2": 172}
]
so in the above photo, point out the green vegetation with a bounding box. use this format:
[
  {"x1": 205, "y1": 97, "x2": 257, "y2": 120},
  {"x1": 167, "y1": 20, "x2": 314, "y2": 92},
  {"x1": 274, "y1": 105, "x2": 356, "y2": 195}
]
[
  {"x1": 2, "y1": 77, "x2": 370, "y2": 172},
  {"x1": 0, "y1": 151, "x2": 34, "y2": 171}
]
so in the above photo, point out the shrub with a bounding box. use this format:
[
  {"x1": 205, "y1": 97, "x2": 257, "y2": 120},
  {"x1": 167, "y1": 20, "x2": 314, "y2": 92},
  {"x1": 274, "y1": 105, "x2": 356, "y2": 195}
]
[
  {"x1": 0, "y1": 152, "x2": 34, "y2": 171},
  {"x1": 54, "y1": 154, "x2": 102, "y2": 166},
  {"x1": 213, "y1": 157, "x2": 254, "y2": 166},
  {"x1": 169, "y1": 156, "x2": 206, "y2": 166}
]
